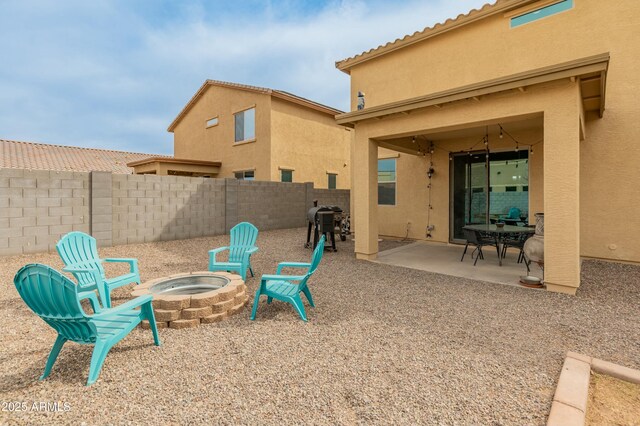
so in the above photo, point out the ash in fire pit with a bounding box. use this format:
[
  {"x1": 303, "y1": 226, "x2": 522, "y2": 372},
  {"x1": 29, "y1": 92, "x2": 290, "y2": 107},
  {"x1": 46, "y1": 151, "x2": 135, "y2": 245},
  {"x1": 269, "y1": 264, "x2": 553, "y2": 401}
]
[{"x1": 149, "y1": 275, "x2": 230, "y2": 296}]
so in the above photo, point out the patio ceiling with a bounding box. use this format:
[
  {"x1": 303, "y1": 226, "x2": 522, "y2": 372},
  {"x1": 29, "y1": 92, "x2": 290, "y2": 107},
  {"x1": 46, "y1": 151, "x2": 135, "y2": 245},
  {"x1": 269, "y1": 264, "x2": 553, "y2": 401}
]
[{"x1": 376, "y1": 115, "x2": 543, "y2": 156}]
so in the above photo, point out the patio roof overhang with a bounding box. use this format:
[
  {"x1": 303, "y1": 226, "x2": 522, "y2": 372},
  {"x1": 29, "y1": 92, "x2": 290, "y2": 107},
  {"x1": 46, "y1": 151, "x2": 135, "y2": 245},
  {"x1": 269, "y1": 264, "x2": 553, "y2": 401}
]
[
  {"x1": 336, "y1": 53, "x2": 609, "y2": 128},
  {"x1": 127, "y1": 157, "x2": 222, "y2": 177}
]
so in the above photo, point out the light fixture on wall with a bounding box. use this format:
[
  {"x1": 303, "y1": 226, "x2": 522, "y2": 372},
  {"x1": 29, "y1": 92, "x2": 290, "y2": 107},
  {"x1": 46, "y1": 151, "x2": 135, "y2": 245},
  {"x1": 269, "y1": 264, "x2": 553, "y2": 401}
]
[
  {"x1": 427, "y1": 167, "x2": 435, "y2": 179},
  {"x1": 357, "y1": 91, "x2": 365, "y2": 110}
]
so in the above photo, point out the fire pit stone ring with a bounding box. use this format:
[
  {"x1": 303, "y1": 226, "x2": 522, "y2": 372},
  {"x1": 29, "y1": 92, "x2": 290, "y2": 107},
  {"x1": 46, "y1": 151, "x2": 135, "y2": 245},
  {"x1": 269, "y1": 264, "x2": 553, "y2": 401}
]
[{"x1": 131, "y1": 271, "x2": 248, "y2": 329}]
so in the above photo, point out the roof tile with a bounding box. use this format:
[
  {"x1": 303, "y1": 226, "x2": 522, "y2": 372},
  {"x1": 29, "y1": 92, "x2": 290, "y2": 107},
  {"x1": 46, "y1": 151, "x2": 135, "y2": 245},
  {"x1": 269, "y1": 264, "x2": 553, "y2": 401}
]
[{"x1": 0, "y1": 139, "x2": 168, "y2": 174}]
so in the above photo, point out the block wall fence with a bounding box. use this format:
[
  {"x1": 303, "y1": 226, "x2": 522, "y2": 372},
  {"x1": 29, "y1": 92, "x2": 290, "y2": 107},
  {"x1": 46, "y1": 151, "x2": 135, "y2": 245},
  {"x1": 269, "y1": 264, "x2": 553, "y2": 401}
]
[{"x1": 0, "y1": 168, "x2": 350, "y2": 256}]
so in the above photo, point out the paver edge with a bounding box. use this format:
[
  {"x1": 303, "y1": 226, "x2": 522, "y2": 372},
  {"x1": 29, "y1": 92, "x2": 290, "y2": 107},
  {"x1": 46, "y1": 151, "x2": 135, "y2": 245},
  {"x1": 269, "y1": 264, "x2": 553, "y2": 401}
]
[{"x1": 547, "y1": 352, "x2": 640, "y2": 426}]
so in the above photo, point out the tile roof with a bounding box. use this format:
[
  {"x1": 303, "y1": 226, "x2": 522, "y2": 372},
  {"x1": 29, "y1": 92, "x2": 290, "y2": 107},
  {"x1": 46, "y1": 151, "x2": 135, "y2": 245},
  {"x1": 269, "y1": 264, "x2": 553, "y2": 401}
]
[
  {"x1": 336, "y1": 0, "x2": 534, "y2": 72},
  {"x1": 168, "y1": 80, "x2": 344, "y2": 132},
  {"x1": 0, "y1": 139, "x2": 168, "y2": 174}
]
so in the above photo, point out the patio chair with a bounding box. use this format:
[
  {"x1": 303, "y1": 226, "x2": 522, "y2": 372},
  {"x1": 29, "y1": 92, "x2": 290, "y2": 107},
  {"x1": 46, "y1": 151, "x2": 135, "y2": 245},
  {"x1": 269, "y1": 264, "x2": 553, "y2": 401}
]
[
  {"x1": 209, "y1": 222, "x2": 258, "y2": 280},
  {"x1": 14, "y1": 264, "x2": 160, "y2": 386},
  {"x1": 250, "y1": 236, "x2": 325, "y2": 322},
  {"x1": 56, "y1": 231, "x2": 140, "y2": 308},
  {"x1": 501, "y1": 232, "x2": 531, "y2": 263},
  {"x1": 499, "y1": 207, "x2": 522, "y2": 221},
  {"x1": 460, "y1": 228, "x2": 499, "y2": 266}
]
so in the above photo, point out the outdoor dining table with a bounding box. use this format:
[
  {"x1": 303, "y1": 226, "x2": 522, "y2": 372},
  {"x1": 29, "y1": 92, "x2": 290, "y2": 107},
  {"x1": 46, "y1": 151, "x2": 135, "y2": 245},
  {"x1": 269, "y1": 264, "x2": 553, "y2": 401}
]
[{"x1": 462, "y1": 224, "x2": 535, "y2": 266}]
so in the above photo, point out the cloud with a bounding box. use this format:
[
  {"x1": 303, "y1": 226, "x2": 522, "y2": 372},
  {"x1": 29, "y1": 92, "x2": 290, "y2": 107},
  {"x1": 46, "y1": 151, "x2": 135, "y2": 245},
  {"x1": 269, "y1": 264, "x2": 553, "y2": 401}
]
[{"x1": 0, "y1": 0, "x2": 489, "y2": 154}]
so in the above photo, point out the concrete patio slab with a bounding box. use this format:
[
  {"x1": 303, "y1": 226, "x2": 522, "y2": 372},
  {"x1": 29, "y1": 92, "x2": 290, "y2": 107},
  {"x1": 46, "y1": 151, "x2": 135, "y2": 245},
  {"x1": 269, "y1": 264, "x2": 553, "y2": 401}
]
[{"x1": 375, "y1": 240, "x2": 542, "y2": 287}]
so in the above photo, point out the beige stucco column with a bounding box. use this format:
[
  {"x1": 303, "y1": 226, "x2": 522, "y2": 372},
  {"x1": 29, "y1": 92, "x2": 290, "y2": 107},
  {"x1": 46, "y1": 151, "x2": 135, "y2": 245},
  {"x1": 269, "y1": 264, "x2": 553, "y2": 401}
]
[
  {"x1": 353, "y1": 132, "x2": 378, "y2": 259},
  {"x1": 543, "y1": 88, "x2": 581, "y2": 294}
]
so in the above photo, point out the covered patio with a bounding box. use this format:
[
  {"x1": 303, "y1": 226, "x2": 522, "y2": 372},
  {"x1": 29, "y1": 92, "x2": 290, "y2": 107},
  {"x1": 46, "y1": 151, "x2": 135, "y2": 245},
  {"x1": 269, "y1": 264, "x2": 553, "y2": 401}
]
[
  {"x1": 376, "y1": 240, "x2": 543, "y2": 287},
  {"x1": 338, "y1": 54, "x2": 609, "y2": 295}
]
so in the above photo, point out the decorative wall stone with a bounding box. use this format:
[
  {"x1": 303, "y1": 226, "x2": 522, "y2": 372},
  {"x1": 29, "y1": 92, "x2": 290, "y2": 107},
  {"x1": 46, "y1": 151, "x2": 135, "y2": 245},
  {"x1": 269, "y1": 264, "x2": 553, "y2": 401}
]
[{"x1": 135, "y1": 271, "x2": 247, "y2": 329}]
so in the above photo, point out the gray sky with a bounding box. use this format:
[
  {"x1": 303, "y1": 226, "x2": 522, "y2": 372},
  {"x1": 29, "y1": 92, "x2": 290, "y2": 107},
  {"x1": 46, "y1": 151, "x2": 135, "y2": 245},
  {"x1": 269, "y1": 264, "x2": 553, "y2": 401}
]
[{"x1": 0, "y1": 0, "x2": 489, "y2": 155}]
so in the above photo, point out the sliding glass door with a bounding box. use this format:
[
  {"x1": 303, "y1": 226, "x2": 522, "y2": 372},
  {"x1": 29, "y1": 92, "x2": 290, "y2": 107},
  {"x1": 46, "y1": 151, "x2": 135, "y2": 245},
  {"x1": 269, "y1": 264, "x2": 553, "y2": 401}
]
[{"x1": 450, "y1": 151, "x2": 529, "y2": 242}]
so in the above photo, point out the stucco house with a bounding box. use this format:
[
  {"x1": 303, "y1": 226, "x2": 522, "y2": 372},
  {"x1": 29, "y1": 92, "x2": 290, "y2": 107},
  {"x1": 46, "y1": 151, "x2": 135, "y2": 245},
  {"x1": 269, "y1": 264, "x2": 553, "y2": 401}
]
[
  {"x1": 336, "y1": 0, "x2": 639, "y2": 294},
  {"x1": 149, "y1": 80, "x2": 352, "y2": 189}
]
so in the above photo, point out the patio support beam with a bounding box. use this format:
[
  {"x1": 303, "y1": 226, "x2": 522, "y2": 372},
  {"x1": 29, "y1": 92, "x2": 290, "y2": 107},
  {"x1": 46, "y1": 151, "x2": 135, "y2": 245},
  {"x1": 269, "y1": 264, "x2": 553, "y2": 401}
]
[
  {"x1": 543, "y1": 85, "x2": 582, "y2": 294},
  {"x1": 353, "y1": 133, "x2": 379, "y2": 260}
]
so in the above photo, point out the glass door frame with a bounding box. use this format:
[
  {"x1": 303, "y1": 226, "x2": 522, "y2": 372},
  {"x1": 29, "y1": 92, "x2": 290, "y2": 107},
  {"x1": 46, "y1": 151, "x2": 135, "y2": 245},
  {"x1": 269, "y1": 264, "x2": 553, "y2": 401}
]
[
  {"x1": 449, "y1": 149, "x2": 530, "y2": 244},
  {"x1": 449, "y1": 151, "x2": 491, "y2": 244}
]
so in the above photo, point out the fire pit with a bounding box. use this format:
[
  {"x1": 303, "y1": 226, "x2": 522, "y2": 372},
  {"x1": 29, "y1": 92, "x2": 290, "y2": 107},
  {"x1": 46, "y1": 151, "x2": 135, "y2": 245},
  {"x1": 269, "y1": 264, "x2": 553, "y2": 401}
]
[{"x1": 132, "y1": 271, "x2": 248, "y2": 329}]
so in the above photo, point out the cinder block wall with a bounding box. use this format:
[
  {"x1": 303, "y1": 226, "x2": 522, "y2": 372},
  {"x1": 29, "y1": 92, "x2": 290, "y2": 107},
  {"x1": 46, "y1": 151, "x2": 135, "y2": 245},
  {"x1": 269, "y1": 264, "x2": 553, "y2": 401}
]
[
  {"x1": 0, "y1": 169, "x2": 89, "y2": 255},
  {"x1": 311, "y1": 189, "x2": 350, "y2": 213},
  {"x1": 236, "y1": 181, "x2": 308, "y2": 230},
  {"x1": 111, "y1": 174, "x2": 226, "y2": 245},
  {"x1": 1, "y1": 168, "x2": 350, "y2": 256}
]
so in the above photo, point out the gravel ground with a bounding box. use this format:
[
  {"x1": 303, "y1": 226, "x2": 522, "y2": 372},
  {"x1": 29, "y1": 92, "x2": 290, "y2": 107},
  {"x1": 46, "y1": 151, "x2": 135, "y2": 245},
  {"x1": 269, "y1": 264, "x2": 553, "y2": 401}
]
[{"x1": 0, "y1": 227, "x2": 638, "y2": 425}]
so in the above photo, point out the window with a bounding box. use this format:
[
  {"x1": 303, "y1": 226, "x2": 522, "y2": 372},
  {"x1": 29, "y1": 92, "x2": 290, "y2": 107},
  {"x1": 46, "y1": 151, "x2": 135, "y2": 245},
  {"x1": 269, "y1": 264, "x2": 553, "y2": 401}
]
[
  {"x1": 328, "y1": 173, "x2": 337, "y2": 190},
  {"x1": 510, "y1": 0, "x2": 573, "y2": 28},
  {"x1": 378, "y1": 159, "x2": 396, "y2": 206},
  {"x1": 206, "y1": 116, "x2": 219, "y2": 128},
  {"x1": 234, "y1": 107, "x2": 255, "y2": 142},
  {"x1": 234, "y1": 170, "x2": 255, "y2": 180},
  {"x1": 281, "y1": 169, "x2": 293, "y2": 183}
]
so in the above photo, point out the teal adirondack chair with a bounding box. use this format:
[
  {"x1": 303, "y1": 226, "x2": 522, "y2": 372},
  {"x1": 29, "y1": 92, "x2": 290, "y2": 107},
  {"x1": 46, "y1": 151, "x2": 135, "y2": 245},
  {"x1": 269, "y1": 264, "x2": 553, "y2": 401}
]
[
  {"x1": 209, "y1": 222, "x2": 258, "y2": 280},
  {"x1": 14, "y1": 264, "x2": 160, "y2": 386},
  {"x1": 56, "y1": 231, "x2": 140, "y2": 308},
  {"x1": 251, "y1": 236, "x2": 325, "y2": 322}
]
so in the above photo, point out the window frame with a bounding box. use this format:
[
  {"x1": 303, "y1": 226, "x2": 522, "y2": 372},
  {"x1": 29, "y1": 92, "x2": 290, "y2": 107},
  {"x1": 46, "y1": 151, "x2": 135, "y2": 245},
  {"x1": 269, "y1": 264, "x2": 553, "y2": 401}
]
[
  {"x1": 327, "y1": 173, "x2": 337, "y2": 190},
  {"x1": 205, "y1": 116, "x2": 219, "y2": 128},
  {"x1": 280, "y1": 169, "x2": 293, "y2": 183},
  {"x1": 377, "y1": 158, "x2": 397, "y2": 206},
  {"x1": 234, "y1": 170, "x2": 255, "y2": 181},
  {"x1": 510, "y1": 0, "x2": 573, "y2": 28},
  {"x1": 233, "y1": 106, "x2": 256, "y2": 143}
]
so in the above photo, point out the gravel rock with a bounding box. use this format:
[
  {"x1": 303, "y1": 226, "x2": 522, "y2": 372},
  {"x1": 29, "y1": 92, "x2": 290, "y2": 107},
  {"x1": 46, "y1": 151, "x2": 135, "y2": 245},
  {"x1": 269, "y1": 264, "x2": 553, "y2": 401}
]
[{"x1": 0, "y1": 228, "x2": 638, "y2": 425}]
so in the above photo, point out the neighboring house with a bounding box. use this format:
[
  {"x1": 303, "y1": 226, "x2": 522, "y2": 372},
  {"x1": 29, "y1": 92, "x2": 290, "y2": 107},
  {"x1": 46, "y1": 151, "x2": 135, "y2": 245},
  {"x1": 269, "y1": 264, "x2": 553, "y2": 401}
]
[
  {"x1": 335, "y1": 0, "x2": 639, "y2": 294},
  {"x1": 0, "y1": 139, "x2": 166, "y2": 174},
  {"x1": 164, "y1": 80, "x2": 352, "y2": 189}
]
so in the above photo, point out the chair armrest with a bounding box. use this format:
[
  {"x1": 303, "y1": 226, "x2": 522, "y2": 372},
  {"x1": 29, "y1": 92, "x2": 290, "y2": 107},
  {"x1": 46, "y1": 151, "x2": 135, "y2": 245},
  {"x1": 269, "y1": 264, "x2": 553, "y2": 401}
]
[
  {"x1": 246, "y1": 246, "x2": 259, "y2": 255},
  {"x1": 209, "y1": 247, "x2": 230, "y2": 255},
  {"x1": 63, "y1": 266, "x2": 107, "y2": 305},
  {"x1": 104, "y1": 258, "x2": 139, "y2": 275},
  {"x1": 78, "y1": 291, "x2": 103, "y2": 313},
  {"x1": 276, "y1": 262, "x2": 311, "y2": 274},
  {"x1": 92, "y1": 294, "x2": 153, "y2": 319},
  {"x1": 261, "y1": 274, "x2": 306, "y2": 283}
]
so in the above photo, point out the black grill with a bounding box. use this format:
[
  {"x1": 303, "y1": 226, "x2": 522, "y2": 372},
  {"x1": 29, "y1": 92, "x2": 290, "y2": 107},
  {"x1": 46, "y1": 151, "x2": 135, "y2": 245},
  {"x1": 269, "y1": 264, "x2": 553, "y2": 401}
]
[{"x1": 306, "y1": 203, "x2": 344, "y2": 251}]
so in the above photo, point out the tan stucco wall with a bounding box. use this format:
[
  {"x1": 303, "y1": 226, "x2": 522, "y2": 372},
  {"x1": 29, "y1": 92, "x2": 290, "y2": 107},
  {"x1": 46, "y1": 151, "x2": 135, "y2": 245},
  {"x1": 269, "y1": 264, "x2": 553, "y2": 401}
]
[
  {"x1": 172, "y1": 85, "x2": 351, "y2": 188},
  {"x1": 351, "y1": 80, "x2": 584, "y2": 292},
  {"x1": 172, "y1": 85, "x2": 272, "y2": 181},
  {"x1": 348, "y1": 0, "x2": 640, "y2": 268},
  {"x1": 270, "y1": 97, "x2": 352, "y2": 188}
]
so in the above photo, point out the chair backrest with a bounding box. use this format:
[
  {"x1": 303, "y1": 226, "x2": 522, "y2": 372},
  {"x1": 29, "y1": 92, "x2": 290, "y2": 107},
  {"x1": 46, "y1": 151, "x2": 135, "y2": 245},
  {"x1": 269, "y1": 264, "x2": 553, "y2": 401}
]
[
  {"x1": 56, "y1": 232, "x2": 105, "y2": 287},
  {"x1": 14, "y1": 264, "x2": 97, "y2": 344},
  {"x1": 462, "y1": 228, "x2": 480, "y2": 245},
  {"x1": 229, "y1": 222, "x2": 259, "y2": 262},
  {"x1": 507, "y1": 207, "x2": 521, "y2": 219},
  {"x1": 298, "y1": 236, "x2": 326, "y2": 290}
]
